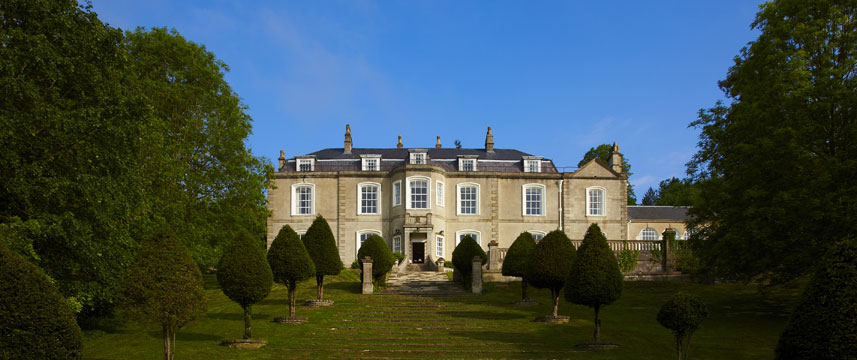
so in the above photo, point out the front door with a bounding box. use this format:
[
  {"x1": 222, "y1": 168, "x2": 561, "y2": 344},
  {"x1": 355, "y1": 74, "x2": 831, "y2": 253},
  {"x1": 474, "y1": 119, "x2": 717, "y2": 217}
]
[{"x1": 412, "y1": 242, "x2": 425, "y2": 264}]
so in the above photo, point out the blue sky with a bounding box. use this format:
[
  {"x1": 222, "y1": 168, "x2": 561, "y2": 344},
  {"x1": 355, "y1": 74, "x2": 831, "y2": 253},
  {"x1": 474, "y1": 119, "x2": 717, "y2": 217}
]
[{"x1": 90, "y1": 0, "x2": 764, "y2": 195}]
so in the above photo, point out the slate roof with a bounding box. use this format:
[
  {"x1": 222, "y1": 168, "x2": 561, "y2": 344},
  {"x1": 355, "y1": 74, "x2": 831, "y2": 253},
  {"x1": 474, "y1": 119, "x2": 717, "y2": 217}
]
[
  {"x1": 628, "y1": 206, "x2": 691, "y2": 221},
  {"x1": 281, "y1": 148, "x2": 558, "y2": 173}
]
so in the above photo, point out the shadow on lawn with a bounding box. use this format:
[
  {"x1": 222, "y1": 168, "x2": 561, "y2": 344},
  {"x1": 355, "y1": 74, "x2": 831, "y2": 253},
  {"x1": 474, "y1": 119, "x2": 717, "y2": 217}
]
[
  {"x1": 205, "y1": 312, "x2": 272, "y2": 321},
  {"x1": 324, "y1": 280, "x2": 361, "y2": 294},
  {"x1": 146, "y1": 330, "x2": 221, "y2": 341},
  {"x1": 437, "y1": 310, "x2": 528, "y2": 320}
]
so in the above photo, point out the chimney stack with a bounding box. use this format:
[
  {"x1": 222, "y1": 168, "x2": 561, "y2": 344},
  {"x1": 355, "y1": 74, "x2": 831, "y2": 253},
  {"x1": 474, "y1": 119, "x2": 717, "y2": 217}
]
[
  {"x1": 436, "y1": 136, "x2": 442, "y2": 149},
  {"x1": 397, "y1": 135, "x2": 403, "y2": 149},
  {"x1": 278, "y1": 150, "x2": 285, "y2": 170},
  {"x1": 485, "y1": 126, "x2": 494, "y2": 153},
  {"x1": 607, "y1": 141, "x2": 623, "y2": 174},
  {"x1": 344, "y1": 124, "x2": 352, "y2": 154}
]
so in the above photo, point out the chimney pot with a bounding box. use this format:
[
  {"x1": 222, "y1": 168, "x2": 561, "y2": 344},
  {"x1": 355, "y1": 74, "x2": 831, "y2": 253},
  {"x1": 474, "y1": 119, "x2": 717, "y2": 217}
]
[
  {"x1": 344, "y1": 124, "x2": 353, "y2": 154},
  {"x1": 397, "y1": 135, "x2": 403, "y2": 149},
  {"x1": 436, "y1": 136, "x2": 442, "y2": 149},
  {"x1": 485, "y1": 126, "x2": 494, "y2": 152}
]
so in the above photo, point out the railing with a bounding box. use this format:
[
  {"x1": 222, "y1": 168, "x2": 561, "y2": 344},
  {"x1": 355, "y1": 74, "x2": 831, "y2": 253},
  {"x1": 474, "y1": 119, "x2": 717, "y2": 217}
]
[{"x1": 488, "y1": 240, "x2": 663, "y2": 271}]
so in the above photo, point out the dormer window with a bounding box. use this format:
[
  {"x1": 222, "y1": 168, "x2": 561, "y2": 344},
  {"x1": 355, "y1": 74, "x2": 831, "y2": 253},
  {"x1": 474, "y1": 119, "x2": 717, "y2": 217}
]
[
  {"x1": 523, "y1": 157, "x2": 542, "y2": 173},
  {"x1": 410, "y1": 151, "x2": 427, "y2": 165},
  {"x1": 361, "y1": 155, "x2": 381, "y2": 171},
  {"x1": 459, "y1": 158, "x2": 476, "y2": 172},
  {"x1": 297, "y1": 158, "x2": 315, "y2": 172}
]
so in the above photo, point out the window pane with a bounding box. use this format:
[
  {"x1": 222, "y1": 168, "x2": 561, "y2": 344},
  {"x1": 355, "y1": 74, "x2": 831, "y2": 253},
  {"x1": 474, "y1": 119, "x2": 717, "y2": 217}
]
[
  {"x1": 458, "y1": 233, "x2": 479, "y2": 245},
  {"x1": 526, "y1": 187, "x2": 543, "y2": 215},
  {"x1": 393, "y1": 182, "x2": 401, "y2": 206},
  {"x1": 589, "y1": 189, "x2": 604, "y2": 216},
  {"x1": 297, "y1": 186, "x2": 312, "y2": 214},
  {"x1": 410, "y1": 180, "x2": 427, "y2": 208},
  {"x1": 641, "y1": 228, "x2": 658, "y2": 240},
  {"x1": 436, "y1": 237, "x2": 443, "y2": 257},
  {"x1": 436, "y1": 182, "x2": 444, "y2": 206},
  {"x1": 462, "y1": 159, "x2": 474, "y2": 171},
  {"x1": 393, "y1": 236, "x2": 401, "y2": 253},
  {"x1": 460, "y1": 186, "x2": 477, "y2": 214},
  {"x1": 299, "y1": 160, "x2": 312, "y2": 171},
  {"x1": 361, "y1": 185, "x2": 378, "y2": 214}
]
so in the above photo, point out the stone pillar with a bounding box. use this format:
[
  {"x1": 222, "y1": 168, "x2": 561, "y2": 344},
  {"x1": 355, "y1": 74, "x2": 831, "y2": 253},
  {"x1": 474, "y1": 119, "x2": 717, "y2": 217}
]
[
  {"x1": 472, "y1": 256, "x2": 483, "y2": 294},
  {"x1": 361, "y1": 257, "x2": 373, "y2": 294},
  {"x1": 662, "y1": 228, "x2": 675, "y2": 273},
  {"x1": 436, "y1": 258, "x2": 445, "y2": 273},
  {"x1": 487, "y1": 240, "x2": 500, "y2": 270}
]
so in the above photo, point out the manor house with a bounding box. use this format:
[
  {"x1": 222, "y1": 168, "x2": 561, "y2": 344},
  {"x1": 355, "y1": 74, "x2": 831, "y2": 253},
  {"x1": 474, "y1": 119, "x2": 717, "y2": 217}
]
[{"x1": 267, "y1": 125, "x2": 688, "y2": 266}]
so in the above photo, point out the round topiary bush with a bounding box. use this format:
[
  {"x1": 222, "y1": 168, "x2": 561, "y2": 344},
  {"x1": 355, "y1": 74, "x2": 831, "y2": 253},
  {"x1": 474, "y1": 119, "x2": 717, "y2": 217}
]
[
  {"x1": 267, "y1": 225, "x2": 315, "y2": 318},
  {"x1": 119, "y1": 233, "x2": 206, "y2": 360},
  {"x1": 526, "y1": 230, "x2": 576, "y2": 318},
  {"x1": 0, "y1": 240, "x2": 82, "y2": 359},
  {"x1": 502, "y1": 232, "x2": 537, "y2": 301},
  {"x1": 775, "y1": 237, "x2": 857, "y2": 360},
  {"x1": 303, "y1": 215, "x2": 343, "y2": 301},
  {"x1": 357, "y1": 234, "x2": 395, "y2": 287},
  {"x1": 565, "y1": 223, "x2": 623, "y2": 343},
  {"x1": 657, "y1": 292, "x2": 708, "y2": 360},
  {"x1": 217, "y1": 232, "x2": 273, "y2": 339},
  {"x1": 452, "y1": 235, "x2": 487, "y2": 287}
]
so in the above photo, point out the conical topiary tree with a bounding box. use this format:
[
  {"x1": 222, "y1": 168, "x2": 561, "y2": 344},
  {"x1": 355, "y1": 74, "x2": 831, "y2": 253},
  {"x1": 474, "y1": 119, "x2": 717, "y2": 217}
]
[
  {"x1": 267, "y1": 225, "x2": 315, "y2": 319},
  {"x1": 119, "y1": 233, "x2": 206, "y2": 360},
  {"x1": 217, "y1": 232, "x2": 273, "y2": 339},
  {"x1": 657, "y1": 292, "x2": 708, "y2": 360},
  {"x1": 303, "y1": 215, "x2": 343, "y2": 301},
  {"x1": 565, "y1": 223, "x2": 623, "y2": 343},
  {"x1": 502, "y1": 232, "x2": 537, "y2": 302},
  {"x1": 526, "y1": 230, "x2": 576, "y2": 318},
  {"x1": 0, "y1": 239, "x2": 82, "y2": 359},
  {"x1": 451, "y1": 235, "x2": 487, "y2": 288},
  {"x1": 357, "y1": 234, "x2": 395, "y2": 287},
  {"x1": 775, "y1": 237, "x2": 857, "y2": 359}
]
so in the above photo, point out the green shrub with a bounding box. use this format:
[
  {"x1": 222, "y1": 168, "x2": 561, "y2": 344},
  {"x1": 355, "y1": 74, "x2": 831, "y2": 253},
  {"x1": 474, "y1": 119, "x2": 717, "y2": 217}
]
[
  {"x1": 0, "y1": 240, "x2": 81, "y2": 359},
  {"x1": 657, "y1": 292, "x2": 709, "y2": 360},
  {"x1": 526, "y1": 230, "x2": 576, "y2": 317},
  {"x1": 267, "y1": 225, "x2": 315, "y2": 318},
  {"x1": 303, "y1": 215, "x2": 343, "y2": 301},
  {"x1": 119, "y1": 233, "x2": 206, "y2": 360},
  {"x1": 617, "y1": 241, "x2": 640, "y2": 275},
  {"x1": 775, "y1": 237, "x2": 857, "y2": 359},
  {"x1": 350, "y1": 260, "x2": 361, "y2": 269},
  {"x1": 392, "y1": 252, "x2": 404, "y2": 263},
  {"x1": 451, "y1": 236, "x2": 487, "y2": 287},
  {"x1": 217, "y1": 232, "x2": 273, "y2": 339},
  {"x1": 565, "y1": 223, "x2": 623, "y2": 343},
  {"x1": 502, "y1": 232, "x2": 536, "y2": 301},
  {"x1": 357, "y1": 235, "x2": 395, "y2": 287}
]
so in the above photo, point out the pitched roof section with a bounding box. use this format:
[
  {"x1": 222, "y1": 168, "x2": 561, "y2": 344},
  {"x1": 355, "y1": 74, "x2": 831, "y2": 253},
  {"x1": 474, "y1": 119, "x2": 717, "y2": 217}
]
[
  {"x1": 281, "y1": 148, "x2": 558, "y2": 173},
  {"x1": 628, "y1": 206, "x2": 691, "y2": 221}
]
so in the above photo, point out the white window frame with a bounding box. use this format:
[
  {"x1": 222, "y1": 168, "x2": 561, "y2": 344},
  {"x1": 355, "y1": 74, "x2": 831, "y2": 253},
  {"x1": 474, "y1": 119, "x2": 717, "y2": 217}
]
[
  {"x1": 361, "y1": 154, "x2": 381, "y2": 171},
  {"x1": 639, "y1": 228, "x2": 659, "y2": 241},
  {"x1": 528, "y1": 230, "x2": 547, "y2": 242},
  {"x1": 392, "y1": 180, "x2": 402, "y2": 207},
  {"x1": 406, "y1": 176, "x2": 431, "y2": 210},
  {"x1": 524, "y1": 159, "x2": 541, "y2": 173},
  {"x1": 586, "y1": 186, "x2": 606, "y2": 217},
  {"x1": 410, "y1": 152, "x2": 427, "y2": 165},
  {"x1": 436, "y1": 235, "x2": 444, "y2": 258},
  {"x1": 458, "y1": 158, "x2": 477, "y2": 172},
  {"x1": 291, "y1": 183, "x2": 315, "y2": 216},
  {"x1": 356, "y1": 229, "x2": 382, "y2": 258},
  {"x1": 522, "y1": 184, "x2": 546, "y2": 216},
  {"x1": 297, "y1": 230, "x2": 307, "y2": 240},
  {"x1": 436, "y1": 181, "x2": 445, "y2": 207},
  {"x1": 297, "y1": 158, "x2": 315, "y2": 172},
  {"x1": 456, "y1": 182, "x2": 480, "y2": 215},
  {"x1": 455, "y1": 230, "x2": 481, "y2": 246},
  {"x1": 357, "y1": 182, "x2": 381, "y2": 215},
  {"x1": 392, "y1": 235, "x2": 402, "y2": 254}
]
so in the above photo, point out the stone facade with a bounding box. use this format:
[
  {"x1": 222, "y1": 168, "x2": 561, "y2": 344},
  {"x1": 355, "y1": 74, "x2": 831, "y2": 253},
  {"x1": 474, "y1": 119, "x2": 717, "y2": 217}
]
[{"x1": 267, "y1": 125, "x2": 680, "y2": 266}]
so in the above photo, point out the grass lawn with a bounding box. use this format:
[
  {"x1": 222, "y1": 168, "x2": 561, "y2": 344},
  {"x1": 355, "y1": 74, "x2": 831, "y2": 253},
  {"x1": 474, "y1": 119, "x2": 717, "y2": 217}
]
[{"x1": 83, "y1": 271, "x2": 802, "y2": 359}]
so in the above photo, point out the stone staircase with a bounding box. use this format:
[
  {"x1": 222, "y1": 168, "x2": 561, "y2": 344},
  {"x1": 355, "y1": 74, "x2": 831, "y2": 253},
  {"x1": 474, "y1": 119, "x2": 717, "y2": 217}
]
[{"x1": 385, "y1": 271, "x2": 467, "y2": 295}]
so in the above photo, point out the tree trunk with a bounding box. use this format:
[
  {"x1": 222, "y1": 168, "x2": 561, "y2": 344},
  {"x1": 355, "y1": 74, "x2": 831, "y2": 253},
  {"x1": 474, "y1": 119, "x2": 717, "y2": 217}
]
[
  {"x1": 676, "y1": 335, "x2": 682, "y2": 360},
  {"x1": 593, "y1": 304, "x2": 601, "y2": 343},
  {"x1": 163, "y1": 326, "x2": 170, "y2": 360},
  {"x1": 171, "y1": 329, "x2": 176, "y2": 360},
  {"x1": 551, "y1": 289, "x2": 559, "y2": 317},
  {"x1": 521, "y1": 279, "x2": 528, "y2": 301},
  {"x1": 316, "y1": 275, "x2": 324, "y2": 300},
  {"x1": 243, "y1": 305, "x2": 252, "y2": 339},
  {"x1": 288, "y1": 281, "x2": 297, "y2": 317}
]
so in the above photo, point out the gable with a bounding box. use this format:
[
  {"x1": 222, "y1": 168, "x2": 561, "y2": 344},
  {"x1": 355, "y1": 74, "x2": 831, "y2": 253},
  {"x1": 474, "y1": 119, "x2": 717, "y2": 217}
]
[{"x1": 572, "y1": 158, "x2": 619, "y2": 178}]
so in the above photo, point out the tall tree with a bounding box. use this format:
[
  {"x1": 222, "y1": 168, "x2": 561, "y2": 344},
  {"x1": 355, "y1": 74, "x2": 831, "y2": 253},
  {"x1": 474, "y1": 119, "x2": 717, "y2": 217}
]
[
  {"x1": 655, "y1": 178, "x2": 699, "y2": 206},
  {"x1": 119, "y1": 233, "x2": 206, "y2": 360},
  {"x1": 303, "y1": 216, "x2": 343, "y2": 302},
  {"x1": 267, "y1": 225, "x2": 314, "y2": 319},
  {"x1": 687, "y1": 0, "x2": 857, "y2": 284},
  {"x1": 642, "y1": 187, "x2": 658, "y2": 205},
  {"x1": 0, "y1": 0, "x2": 145, "y2": 316},
  {"x1": 578, "y1": 144, "x2": 636, "y2": 204},
  {"x1": 526, "y1": 230, "x2": 576, "y2": 318},
  {"x1": 216, "y1": 232, "x2": 273, "y2": 340},
  {"x1": 502, "y1": 232, "x2": 537, "y2": 302},
  {"x1": 123, "y1": 27, "x2": 273, "y2": 268}
]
